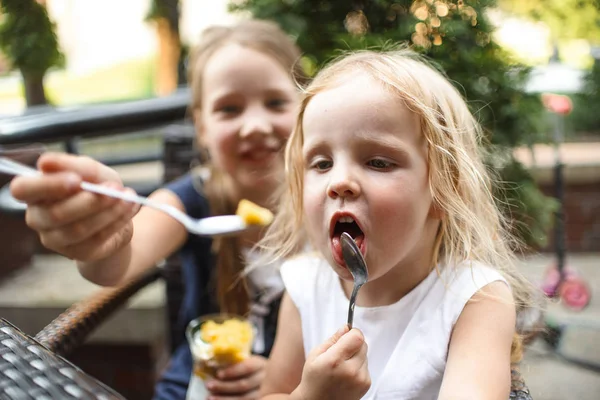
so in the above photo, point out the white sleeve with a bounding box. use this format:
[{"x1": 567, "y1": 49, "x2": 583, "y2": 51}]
[
  {"x1": 280, "y1": 254, "x2": 322, "y2": 313},
  {"x1": 443, "y1": 262, "x2": 510, "y2": 326}
]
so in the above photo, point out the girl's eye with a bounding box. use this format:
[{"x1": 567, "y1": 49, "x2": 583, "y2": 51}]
[
  {"x1": 311, "y1": 159, "x2": 333, "y2": 171},
  {"x1": 367, "y1": 159, "x2": 394, "y2": 170},
  {"x1": 267, "y1": 98, "x2": 288, "y2": 109},
  {"x1": 218, "y1": 105, "x2": 241, "y2": 114}
]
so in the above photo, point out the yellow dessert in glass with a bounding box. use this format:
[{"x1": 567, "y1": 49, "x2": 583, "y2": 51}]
[{"x1": 186, "y1": 315, "x2": 254, "y2": 380}]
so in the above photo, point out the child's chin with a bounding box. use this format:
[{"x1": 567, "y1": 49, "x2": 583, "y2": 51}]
[
  {"x1": 240, "y1": 174, "x2": 276, "y2": 189},
  {"x1": 337, "y1": 273, "x2": 355, "y2": 282},
  {"x1": 331, "y1": 263, "x2": 355, "y2": 281}
]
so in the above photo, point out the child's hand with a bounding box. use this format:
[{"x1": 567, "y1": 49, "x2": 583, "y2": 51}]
[
  {"x1": 294, "y1": 325, "x2": 371, "y2": 400},
  {"x1": 10, "y1": 152, "x2": 139, "y2": 262},
  {"x1": 205, "y1": 355, "x2": 266, "y2": 399}
]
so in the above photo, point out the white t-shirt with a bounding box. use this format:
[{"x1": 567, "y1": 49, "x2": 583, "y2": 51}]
[{"x1": 281, "y1": 255, "x2": 508, "y2": 400}]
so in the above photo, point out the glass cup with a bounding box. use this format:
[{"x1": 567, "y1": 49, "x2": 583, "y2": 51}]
[{"x1": 185, "y1": 314, "x2": 254, "y2": 400}]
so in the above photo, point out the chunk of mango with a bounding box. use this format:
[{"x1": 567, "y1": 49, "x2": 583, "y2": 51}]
[
  {"x1": 235, "y1": 199, "x2": 274, "y2": 226},
  {"x1": 199, "y1": 319, "x2": 254, "y2": 365}
]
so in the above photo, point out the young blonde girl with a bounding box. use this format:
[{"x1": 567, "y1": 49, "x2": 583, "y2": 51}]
[
  {"x1": 255, "y1": 48, "x2": 536, "y2": 399},
  {"x1": 11, "y1": 19, "x2": 308, "y2": 400}
]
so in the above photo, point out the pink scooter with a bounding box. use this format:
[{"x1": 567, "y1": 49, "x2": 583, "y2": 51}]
[
  {"x1": 539, "y1": 93, "x2": 592, "y2": 311},
  {"x1": 541, "y1": 262, "x2": 591, "y2": 311}
]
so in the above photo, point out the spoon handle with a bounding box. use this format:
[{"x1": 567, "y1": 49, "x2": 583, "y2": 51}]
[{"x1": 347, "y1": 283, "x2": 362, "y2": 329}]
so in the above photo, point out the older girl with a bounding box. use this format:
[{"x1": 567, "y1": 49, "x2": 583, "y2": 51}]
[{"x1": 11, "y1": 19, "x2": 308, "y2": 400}]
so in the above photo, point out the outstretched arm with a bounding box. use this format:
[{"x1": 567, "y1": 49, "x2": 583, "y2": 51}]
[
  {"x1": 439, "y1": 281, "x2": 516, "y2": 400},
  {"x1": 10, "y1": 152, "x2": 188, "y2": 286}
]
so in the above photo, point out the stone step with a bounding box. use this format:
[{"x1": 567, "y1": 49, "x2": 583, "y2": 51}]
[{"x1": 0, "y1": 254, "x2": 166, "y2": 344}]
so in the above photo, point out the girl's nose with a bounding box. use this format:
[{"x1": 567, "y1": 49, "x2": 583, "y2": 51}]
[
  {"x1": 239, "y1": 113, "x2": 274, "y2": 139},
  {"x1": 327, "y1": 167, "x2": 361, "y2": 199}
]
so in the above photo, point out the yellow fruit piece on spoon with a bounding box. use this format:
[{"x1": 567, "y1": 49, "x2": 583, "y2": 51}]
[{"x1": 236, "y1": 199, "x2": 274, "y2": 226}]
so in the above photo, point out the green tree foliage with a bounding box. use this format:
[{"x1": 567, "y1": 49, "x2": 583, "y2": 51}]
[
  {"x1": 570, "y1": 55, "x2": 600, "y2": 135},
  {"x1": 498, "y1": 0, "x2": 600, "y2": 43},
  {"x1": 500, "y1": 0, "x2": 600, "y2": 136},
  {"x1": 230, "y1": 0, "x2": 556, "y2": 249},
  {"x1": 146, "y1": 0, "x2": 180, "y2": 30},
  {"x1": 0, "y1": 0, "x2": 64, "y2": 106}
]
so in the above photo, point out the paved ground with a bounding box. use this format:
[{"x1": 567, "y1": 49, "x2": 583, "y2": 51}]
[{"x1": 516, "y1": 253, "x2": 600, "y2": 399}]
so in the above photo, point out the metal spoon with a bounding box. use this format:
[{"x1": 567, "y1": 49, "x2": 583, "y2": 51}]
[{"x1": 341, "y1": 232, "x2": 369, "y2": 329}]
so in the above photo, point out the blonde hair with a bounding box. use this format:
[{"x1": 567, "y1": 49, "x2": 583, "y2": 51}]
[
  {"x1": 256, "y1": 47, "x2": 539, "y2": 362},
  {"x1": 188, "y1": 19, "x2": 308, "y2": 315},
  {"x1": 189, "y1": 19, "x2": 309, "y2": 111}
]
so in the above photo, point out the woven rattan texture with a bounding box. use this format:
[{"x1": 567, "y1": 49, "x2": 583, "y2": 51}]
[{"x1": 0, "y1": 319, "x2": 124, "y2": 400}]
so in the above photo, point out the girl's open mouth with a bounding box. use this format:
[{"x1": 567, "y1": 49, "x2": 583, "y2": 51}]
[{"x1": 330, "y1": 214, "x2": 366, "y2": 266}]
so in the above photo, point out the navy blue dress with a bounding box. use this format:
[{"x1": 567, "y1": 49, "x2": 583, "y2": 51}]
[{"x1": 153, "y1": 174, "x2": 281, "y2": 400}]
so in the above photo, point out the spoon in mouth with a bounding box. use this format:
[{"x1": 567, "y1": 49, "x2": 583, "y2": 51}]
[{"x1": 341, "y1": 232, "x2": 369, "y2": 329}]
